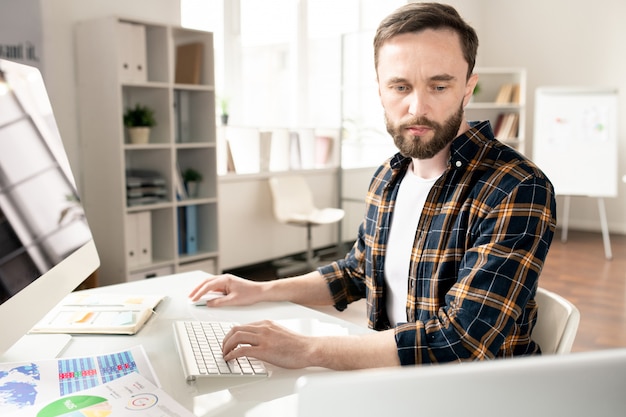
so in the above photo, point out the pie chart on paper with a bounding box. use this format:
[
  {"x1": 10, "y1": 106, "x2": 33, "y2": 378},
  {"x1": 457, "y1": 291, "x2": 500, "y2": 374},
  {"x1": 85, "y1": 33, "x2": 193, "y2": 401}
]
[{"x1": 36, "y1": 395, "x2": 112, "y2": 417}]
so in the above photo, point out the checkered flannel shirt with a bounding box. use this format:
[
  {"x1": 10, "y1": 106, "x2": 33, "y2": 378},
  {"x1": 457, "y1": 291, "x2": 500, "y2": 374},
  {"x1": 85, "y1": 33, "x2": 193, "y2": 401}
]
[{"x1": 319, "y1": 121, "x2": 556, "y2": 365}]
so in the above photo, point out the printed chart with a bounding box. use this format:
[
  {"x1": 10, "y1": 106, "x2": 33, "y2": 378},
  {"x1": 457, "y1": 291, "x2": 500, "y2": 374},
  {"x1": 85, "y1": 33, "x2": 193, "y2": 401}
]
[{"x1": 58, "y1": 351, "x2": 138, "y2": 395}]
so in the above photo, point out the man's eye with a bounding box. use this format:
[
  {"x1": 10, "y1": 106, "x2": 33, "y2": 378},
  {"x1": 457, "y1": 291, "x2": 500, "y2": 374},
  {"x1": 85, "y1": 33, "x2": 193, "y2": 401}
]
[
  {"x1": 434, "y1": 85, "x2": 446, "y2": 92},
  {"x1": 394, "y1": 85, "x2": 408, "y2": 92}
]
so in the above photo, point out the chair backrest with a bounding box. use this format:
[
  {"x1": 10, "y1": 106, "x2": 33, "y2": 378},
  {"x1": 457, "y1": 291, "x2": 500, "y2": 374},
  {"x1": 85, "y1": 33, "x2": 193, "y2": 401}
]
[
  {"x1": 268, "y1": 176, "x2": 315, "y2": 223},
  {"x1": 533, "y1": 287, "x2": 580, "y2": 354}
]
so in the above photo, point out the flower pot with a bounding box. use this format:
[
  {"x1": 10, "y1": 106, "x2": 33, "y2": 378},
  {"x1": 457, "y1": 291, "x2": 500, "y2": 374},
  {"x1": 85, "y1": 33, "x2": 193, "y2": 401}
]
[
  {"x1": 185, "y1": 181, "x2": 200, "y2": 198},
  {"x1": 128, "y1": 127, "x2": 151, "y2": 144}
]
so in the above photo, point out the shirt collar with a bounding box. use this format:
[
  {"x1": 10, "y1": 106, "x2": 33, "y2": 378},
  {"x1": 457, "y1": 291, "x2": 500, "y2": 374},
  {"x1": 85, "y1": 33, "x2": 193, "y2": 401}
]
[{"x1": 388, "y1": 120, "x2": 495, "y2": 172}]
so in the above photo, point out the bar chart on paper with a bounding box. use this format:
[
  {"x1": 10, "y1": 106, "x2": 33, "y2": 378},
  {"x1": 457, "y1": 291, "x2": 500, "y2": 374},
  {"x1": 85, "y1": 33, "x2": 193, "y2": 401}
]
[{"x1": 58, "y1": 351, "x2": 138, "y2": 395}]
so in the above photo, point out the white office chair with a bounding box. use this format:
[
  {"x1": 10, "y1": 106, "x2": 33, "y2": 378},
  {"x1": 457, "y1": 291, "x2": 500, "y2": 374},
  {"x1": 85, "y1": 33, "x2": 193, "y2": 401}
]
[
  {"x1": 268, "y1": 175, "x2": 345, "y2": 277},
  {"x1": 533, "y1": 287, "x2": 581, "y2": 354}
]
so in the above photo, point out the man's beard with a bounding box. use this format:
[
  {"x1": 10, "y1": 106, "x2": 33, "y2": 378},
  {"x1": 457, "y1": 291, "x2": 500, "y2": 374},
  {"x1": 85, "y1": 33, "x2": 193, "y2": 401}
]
[{"x1": 386, "y1": 102, "x2": 464, "y2": 160}]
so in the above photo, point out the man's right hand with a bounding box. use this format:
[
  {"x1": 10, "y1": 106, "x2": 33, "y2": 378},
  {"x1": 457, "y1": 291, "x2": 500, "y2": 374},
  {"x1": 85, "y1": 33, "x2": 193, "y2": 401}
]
[{"x1": 188, "y1": 273, "x2": 267, "y2": 307}]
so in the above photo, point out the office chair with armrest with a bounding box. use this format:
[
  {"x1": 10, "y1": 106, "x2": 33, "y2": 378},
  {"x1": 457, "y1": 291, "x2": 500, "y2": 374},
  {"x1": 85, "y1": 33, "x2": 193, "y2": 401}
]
[
  {"x1": 533, "y1": 287, "x2": 580, "y2": 354},
  {"x1": 268, "y1": 175, "x2": 344, "y2": 277}
]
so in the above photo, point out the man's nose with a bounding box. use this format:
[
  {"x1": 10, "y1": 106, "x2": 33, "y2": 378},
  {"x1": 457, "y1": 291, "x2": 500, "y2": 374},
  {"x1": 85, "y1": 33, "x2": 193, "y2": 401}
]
[{"x1": 407, "y1": 90, "x2": 428, "y2": 116}]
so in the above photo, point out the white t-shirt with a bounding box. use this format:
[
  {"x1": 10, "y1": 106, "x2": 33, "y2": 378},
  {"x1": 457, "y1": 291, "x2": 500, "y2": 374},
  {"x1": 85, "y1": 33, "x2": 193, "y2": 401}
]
[{"x1": 384, "y1": 167, "x2": 439, "y2": 325}]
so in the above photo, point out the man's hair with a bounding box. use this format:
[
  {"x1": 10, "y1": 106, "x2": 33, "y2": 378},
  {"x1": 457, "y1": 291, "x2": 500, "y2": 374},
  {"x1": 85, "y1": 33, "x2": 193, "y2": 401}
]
[{"x1": 373, "y1": 2, "x2": 479, "y2": 79}]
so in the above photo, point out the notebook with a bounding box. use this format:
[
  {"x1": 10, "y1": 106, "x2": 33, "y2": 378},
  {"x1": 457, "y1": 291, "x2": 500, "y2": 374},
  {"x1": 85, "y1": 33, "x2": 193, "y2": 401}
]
[{"x1": 30, "y1": 293, "x2": 165, "y2": 335}]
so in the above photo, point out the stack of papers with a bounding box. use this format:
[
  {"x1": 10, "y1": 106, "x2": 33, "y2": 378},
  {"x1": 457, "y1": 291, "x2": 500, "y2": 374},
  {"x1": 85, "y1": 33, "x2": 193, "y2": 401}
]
[{"x1": 0, "y1": 346, "x2": 195, "y2": 416}]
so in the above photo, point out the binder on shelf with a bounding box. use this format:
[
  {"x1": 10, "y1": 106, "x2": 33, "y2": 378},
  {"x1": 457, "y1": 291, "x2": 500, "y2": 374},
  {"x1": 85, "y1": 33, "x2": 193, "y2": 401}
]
[
  {"x1": 297, "y1": 129, "x2": 316, "y2": 169},
  {"x1": 177, "y1": 205, "x2": 198, "y2": 255},
  {"x1": 175, "y1": 162, "x2": 188, "y2": 200},
  {"x1": 177, "y1": 206, "x2": 186, "y2": 254},
  {"x1": 116, "y1": 22, "x2": 147, "y2": 83},
  {"x1": 185, "y1": 204, "x2": 198, "y2": 255},
  {"x1": 259, "y1": 131, "x2": 272, "y2": 172},
  {"x1": 314, "y1": 135, "x2": 334, "y2": 167},
  {"x1": 289, "y1": 131, "x2": 302, "y2": 169},
  {"x1": 175, "y1": 42, "x2": 203, "y2": 84},
  {"x1": 174, "y1": 90, "x2": 191, "y2": 143},
  {"x1": 126, "y1": 211, "x2": 152, "y2": 268},
  {"x1": 226, "y1": 126, "x2": 260, "y2": 174}
]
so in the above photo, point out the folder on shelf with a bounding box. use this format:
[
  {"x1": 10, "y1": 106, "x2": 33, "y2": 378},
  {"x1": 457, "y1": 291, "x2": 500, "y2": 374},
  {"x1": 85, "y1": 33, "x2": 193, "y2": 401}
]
[
  {"x1": 185, "y1": 205, "x2": 198, "y2": 255},
  {"x1": 177, "y1": 205, "x2": 198, "y2": 255},
  {"x1": 289, "y1": 131, "x2": 302, "y2": 169},
  {"x1": 30, "y1": 293, "x2": 165, "y2": 335},
  {"x1": 175, "y1": 42, "x2": 203, "y2": 84}
]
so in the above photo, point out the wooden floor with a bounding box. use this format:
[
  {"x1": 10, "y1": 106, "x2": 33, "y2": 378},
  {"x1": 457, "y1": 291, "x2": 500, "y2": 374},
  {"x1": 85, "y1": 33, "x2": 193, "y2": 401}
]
[
  {"x1": 539, "y1": 230, "x2": 626, "y2": 352},
  {"x1": 231, "y1": 230, "x2": 626, "y2": 353}
]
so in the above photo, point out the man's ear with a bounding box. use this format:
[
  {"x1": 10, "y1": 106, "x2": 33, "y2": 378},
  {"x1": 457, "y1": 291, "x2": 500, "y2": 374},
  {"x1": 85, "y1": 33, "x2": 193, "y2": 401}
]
[{"x1": 463, "y1": 73, "x2": 479, "y2": 107}]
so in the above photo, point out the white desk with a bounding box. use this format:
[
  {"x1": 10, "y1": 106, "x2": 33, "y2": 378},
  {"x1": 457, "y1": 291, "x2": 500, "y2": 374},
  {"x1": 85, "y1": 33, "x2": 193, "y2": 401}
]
[{"x1": 16, "y1": 271, "x2": 371, "y2": 416}]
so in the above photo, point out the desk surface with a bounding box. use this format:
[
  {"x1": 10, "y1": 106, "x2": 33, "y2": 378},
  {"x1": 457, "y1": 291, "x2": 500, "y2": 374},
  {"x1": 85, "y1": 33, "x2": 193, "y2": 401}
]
[{"x1": 22, "y1": 271, "x2": 371, "y2": 416}]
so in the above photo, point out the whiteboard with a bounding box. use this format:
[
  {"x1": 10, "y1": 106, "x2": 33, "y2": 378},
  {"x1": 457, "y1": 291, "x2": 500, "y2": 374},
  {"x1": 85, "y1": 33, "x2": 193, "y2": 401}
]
[{"x1": 533, "y1": 87, "x2": 618, "y2": 197}]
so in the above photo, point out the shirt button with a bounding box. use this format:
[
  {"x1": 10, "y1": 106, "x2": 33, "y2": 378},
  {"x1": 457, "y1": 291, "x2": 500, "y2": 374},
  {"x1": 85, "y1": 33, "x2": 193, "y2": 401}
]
[{"x1": 455, "y1": 160, "x2": 462, "y2": 168}]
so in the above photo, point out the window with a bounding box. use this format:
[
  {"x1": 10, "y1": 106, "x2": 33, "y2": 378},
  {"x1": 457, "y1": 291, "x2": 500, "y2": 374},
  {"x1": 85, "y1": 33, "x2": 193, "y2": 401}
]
[{"x1": 181, "y1": 0, "x2": 404, "y2": 167}]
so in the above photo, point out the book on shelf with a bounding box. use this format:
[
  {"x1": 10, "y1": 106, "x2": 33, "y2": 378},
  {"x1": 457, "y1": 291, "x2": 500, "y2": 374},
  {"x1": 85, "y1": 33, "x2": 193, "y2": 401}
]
[
  {"x1": 30, "y1": 293, "x2": 165, "y2": 335},
  {"x1": 495, "y1": 83, "x2": 521, "y2": 104},
  {"x1": 510, "y1": 84, "x2": 521, "y2": 104},
  {"x1": 175, "y1": 42, "x2": 203, "y2": 84},
  {"x1": 494, "y1": 112, "x2": 519, "y2": 139}
]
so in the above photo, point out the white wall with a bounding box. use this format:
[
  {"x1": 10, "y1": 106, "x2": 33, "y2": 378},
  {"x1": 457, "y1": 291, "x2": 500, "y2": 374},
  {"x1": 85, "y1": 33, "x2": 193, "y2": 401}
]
[
  {"x1": 38, "y1": 0, "x2": 181, "y2": 195},
  {"x1": 36, "y1": 0, "x2": 626, "y2": 235},
  {"x1": 474, "y1": 0, "x2": 626, "y2": 234}
]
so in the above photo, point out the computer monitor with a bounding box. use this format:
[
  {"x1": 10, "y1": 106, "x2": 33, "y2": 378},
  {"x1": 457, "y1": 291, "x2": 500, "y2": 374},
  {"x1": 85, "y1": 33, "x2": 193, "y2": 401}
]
[
  {"x1": 296, "y1": 348, "x2": 626, "y2": 416},
  {"x1": 0, "y1": 58, "x2": 99, "y2": 358}
]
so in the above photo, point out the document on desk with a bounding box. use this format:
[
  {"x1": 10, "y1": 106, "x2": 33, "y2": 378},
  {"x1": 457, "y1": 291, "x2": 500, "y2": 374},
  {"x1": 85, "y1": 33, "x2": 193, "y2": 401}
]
[
  {"x1": 0, "y1": 345, "x2": 162, "y2": 416},
  {"x1": 10, "y1": 372, "x2": 194, "y2": 417},
  {"x1": 29, "y1": 293, "x2": 166, "y2": 335}
]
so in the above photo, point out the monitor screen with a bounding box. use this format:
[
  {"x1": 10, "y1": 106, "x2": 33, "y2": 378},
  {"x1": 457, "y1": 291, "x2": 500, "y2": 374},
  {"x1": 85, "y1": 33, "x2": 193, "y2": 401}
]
[{"x1": 0, "y1": 58, "x2": 99, "y2": 357}]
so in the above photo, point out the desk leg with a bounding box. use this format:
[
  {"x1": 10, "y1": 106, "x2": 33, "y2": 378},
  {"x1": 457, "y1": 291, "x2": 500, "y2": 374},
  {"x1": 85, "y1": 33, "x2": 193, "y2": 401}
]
[
  {"x1": 561, "y1": 195, "x2": 570, "y2": 243},
  {"x1": 598, "y1": 197, "x2": 613, "y2": 260}
]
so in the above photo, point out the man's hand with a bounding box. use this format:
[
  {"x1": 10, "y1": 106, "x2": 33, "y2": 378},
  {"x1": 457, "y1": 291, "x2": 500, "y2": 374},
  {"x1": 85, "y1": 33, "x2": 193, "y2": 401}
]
[
  {"x1": 222, "y1": 320, "x2": 317, "y2": 369},
  {"x1": 221, "y1": 320, "x2": 401, "y2": 370},
  {"x1": 188, "y1": 274, "x2": 267, "y2": 306}
]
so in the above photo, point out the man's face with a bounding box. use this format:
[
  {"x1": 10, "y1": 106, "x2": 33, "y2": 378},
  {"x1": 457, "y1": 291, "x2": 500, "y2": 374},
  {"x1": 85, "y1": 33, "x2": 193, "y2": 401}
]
[{"x1": 377, "y1": 29, "x2": 478, "y2": 160}]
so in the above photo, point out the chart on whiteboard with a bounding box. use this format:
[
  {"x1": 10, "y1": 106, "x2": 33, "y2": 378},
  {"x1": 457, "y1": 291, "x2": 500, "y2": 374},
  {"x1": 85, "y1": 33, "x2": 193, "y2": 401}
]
[{"x1": 533, "y1": 87, "x2": 618, "y2": 197}]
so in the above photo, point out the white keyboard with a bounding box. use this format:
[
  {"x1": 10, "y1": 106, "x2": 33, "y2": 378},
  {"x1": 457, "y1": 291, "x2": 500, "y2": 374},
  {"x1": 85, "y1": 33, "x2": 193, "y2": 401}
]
[{"x1": 173, "y1": 321, "x2": 268, "y2": 382}]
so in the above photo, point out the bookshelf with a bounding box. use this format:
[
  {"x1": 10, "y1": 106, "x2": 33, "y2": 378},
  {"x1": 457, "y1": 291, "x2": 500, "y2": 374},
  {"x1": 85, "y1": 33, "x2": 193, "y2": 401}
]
[
  {"x1": 466, "y1": 67, "x2": 527, "y2": 154},
  {"x1": 75, "y1": 17, "x2": 219, "y2": 286}
]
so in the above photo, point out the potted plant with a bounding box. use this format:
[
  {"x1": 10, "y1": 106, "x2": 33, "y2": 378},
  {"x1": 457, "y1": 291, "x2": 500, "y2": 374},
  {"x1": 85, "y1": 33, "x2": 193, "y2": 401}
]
[
  {"x1": 123, "y1": 103, "x2": 157, "y2": 144},
  {"x1": 219, "y1": 97, "x2": 229, "y2": 125},
  {"x1": 182, "y1": 167, "x2": 203, "y2": 197}
]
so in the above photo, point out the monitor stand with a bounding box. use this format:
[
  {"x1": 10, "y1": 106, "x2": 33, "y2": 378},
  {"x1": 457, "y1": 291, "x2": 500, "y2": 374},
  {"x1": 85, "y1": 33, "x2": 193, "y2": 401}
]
[{"x1": 0, "y1": 334, "x2": 72, "y2": 362}]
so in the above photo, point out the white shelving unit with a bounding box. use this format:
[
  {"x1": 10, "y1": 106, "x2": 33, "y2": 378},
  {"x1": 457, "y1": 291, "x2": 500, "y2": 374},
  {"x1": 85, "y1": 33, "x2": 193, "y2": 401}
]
[
  {"x1": 466, "y1": 67, "x2": 527, "y2": 154},
  {"x1": 75, "y1": 17, "x2": 219, "y2": 286}
]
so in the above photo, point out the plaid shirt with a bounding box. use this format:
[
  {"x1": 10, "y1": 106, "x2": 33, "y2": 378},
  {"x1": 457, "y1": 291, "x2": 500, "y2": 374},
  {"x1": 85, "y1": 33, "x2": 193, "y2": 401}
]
[{"x1": 319, "y1": 121, "x2": 556, "y2": 365}]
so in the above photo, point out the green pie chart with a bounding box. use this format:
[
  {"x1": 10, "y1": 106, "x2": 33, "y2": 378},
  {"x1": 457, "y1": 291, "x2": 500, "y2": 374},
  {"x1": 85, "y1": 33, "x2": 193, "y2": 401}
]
[{"x1": 36, "y1": 395, "x2": 111, "y2": 417}]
